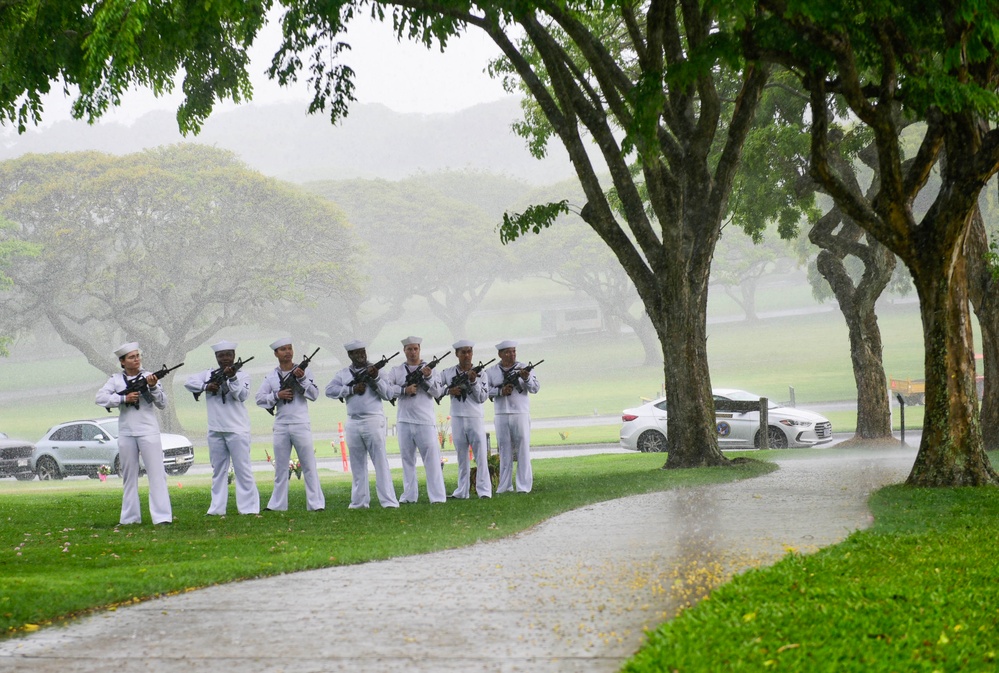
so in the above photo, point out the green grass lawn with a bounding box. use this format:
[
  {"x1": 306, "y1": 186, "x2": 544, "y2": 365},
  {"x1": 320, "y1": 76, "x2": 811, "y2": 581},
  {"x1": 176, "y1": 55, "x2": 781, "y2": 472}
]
[
  {"x1": 0, "y1": 452, "x2": 773, "y2": 637},
  {"x1": 4, "y1": 447, "x2": 998, "y2": 671},
  {"x1": 623, "y1": 453, "x2": 999, "y2": 672},
  {"x1": 0, "y1": 302, "x2": 931, "y2": 444}
]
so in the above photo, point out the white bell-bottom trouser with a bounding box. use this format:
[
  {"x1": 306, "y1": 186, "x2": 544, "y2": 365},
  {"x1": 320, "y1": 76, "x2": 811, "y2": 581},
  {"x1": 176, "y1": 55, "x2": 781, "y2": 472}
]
[
  {"x1": 397, "y1": 422, "x2": 446, "y2": 503},
  {"x1": 207, "y1": 430, "x2": 259, "y2": 515},
  {"x1": 266, "y1": 423, "x2": 325, "y2": 511},
  {"x1": 118, "y1": 434, "x2": 172, "y2": 525},
  {"x1": 494, "y1": 413, "x2": 532, "y2": 493},
  {"x1": 450, "y1": 415, "x2": 491, "y2": 498},
  {"x1": 346, "y1": 415, "x2": 399, "y2": 509}
]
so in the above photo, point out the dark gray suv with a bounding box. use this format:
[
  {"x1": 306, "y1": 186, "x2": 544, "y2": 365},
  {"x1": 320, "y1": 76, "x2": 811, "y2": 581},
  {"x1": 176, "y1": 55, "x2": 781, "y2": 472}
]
[{"x1": 0, "y1": 432, "x2": 35, "y2": 481}]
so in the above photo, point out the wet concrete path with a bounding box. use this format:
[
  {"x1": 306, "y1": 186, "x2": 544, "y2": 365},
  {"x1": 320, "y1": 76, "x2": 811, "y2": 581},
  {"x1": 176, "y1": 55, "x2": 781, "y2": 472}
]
[{"x1": 0, "y1": 449, "x2": 915, "y2": 672}]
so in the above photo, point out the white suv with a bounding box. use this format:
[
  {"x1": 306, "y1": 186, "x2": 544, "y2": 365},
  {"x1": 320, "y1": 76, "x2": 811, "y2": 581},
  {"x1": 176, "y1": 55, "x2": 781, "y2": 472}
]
[{"x1": 31, "y1": 418, "x2": 195, "y2": 480}]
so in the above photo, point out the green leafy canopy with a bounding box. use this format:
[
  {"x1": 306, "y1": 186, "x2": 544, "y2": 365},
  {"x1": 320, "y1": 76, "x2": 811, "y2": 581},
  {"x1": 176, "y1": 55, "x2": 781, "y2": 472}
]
[{"x1": 498, "y1": 200, "x2": 570, "y2": 244}]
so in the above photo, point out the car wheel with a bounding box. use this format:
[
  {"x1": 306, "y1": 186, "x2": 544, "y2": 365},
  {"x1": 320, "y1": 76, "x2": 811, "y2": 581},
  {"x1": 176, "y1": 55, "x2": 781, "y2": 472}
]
[
  {"x1": 166, "y1": 464, "x2": 191, "y2": 476},
  {"x1": 113, "y1": 456, "x2": 121, "y2": 476},
  {"x1": 755, "y1": 426, "x2": 789, "y2": 449},
  {"x1": 636, "y1": 430, "x2": 667, "y2": 453},
  {"x1": 36, "y1": 456, "x2": 64, "y2": 480},
  {"x1": 14, "y1": 473, "x2": 35, "y2": 482}
]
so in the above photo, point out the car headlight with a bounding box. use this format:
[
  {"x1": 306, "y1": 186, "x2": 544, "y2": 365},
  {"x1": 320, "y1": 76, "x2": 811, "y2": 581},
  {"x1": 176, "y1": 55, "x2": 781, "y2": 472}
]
[{"x1": 778, "y1": 419, "x2": 812, "y2": 427}]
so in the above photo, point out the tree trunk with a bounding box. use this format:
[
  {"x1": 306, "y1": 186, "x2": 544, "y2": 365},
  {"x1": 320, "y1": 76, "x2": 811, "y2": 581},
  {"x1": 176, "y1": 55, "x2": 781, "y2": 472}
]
[
  {"x1": 965, "y1": 208, "x2": 999, "y2": 450},
  {"x1": 608, "y1": 304, "x2": 662, "y2": 366},
  {"x1": 657, "y1": 273, "x2": 728, "y2": 469},
  {"x1": 740, "y1": 277, "x2": 759, "y2": 322},
  {"x1": 721, "y1": 282, "x2": 759, "y2": 322},
  {"x1": 848, "y1": 306, "x2": 893, "y2": 440},
  {"x1": 156, "y1": 347, "x2": 188, "y2": 434},
  {"x1": 979, "y1": 311, "x2": 999, "y2": 451},
  {"x1": 908, "y1": 248, "x2": 997, "y2": 485},
  {"x1": 425, "y1": 282, "x2": 492, "y2": 343},
  {"x1": 157, "y1": 400, "x2": 184, "y2": 434},
  {"x1": 633, "y1": 312, "x2": 663, "y2": 367},
  {"x1": 811, "y1": 215, "x2": 895, "y2": 440}
]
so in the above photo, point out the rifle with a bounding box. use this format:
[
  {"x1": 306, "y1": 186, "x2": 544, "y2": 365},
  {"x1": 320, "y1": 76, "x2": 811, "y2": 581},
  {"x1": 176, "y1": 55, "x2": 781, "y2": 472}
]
[
  {"x1": 400, "y1": 351, "x2": 451, "y2": 398},
  {"x1": 436, "y1": 358, "x2": 495, "y2": 404},
  {"x1": 500, "y1": 359, "x2": 545, "y2": 393},
  {"x1": 266, "y1": 347, "x2": 320, "y2": 415},
  {"x1": 107, "y1": 362, "x2": 184, "y2": 412},
  {"x1": 342, "y1": 351, "x2": 400, "y2": 404},
  {"x1": 193, "y1": 356, "x2": 255, "y2": 403}
]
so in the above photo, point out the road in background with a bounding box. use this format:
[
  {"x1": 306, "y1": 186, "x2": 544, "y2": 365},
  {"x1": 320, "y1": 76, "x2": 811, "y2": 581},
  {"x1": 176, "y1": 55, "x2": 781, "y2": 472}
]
[{"x1": 190, "y1": 428, "x2": 923, "y2": 477}]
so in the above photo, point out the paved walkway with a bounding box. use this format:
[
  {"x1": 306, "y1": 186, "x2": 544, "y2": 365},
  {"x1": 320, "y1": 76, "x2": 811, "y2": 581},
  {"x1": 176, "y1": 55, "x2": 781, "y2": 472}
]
[{"x1": 0, "y1": 448, "x2": 916, "y2": 672}]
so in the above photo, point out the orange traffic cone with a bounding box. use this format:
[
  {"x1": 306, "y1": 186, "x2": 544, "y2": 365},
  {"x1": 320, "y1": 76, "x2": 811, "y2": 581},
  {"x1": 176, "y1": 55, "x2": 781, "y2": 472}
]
[{"x1": 338, "y1": 421, "x2": 349, "y2": 472}]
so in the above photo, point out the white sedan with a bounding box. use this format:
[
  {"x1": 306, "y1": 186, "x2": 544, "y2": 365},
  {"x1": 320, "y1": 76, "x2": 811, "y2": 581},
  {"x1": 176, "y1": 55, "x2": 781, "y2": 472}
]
[{"x1": 620, "y1": 388, "x2": 833, "y2": 452}]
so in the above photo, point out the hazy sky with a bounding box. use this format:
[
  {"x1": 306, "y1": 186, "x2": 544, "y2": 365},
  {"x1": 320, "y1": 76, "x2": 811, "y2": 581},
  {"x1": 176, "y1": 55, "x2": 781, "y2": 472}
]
[{"x1": 37, "y1": 14, "x2": 510, "y2": 127}]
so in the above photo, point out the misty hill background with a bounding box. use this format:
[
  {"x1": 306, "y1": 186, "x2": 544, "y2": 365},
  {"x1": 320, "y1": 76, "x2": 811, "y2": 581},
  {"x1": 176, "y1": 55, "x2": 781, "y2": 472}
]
[{"x1": 0, "y1": 97, "x2": 574, "y2": 184}]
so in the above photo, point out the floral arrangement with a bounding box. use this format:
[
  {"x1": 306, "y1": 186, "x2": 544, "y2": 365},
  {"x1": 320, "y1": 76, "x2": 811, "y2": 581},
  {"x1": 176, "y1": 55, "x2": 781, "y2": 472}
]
[
  {"x1": 97, "y1": 464, "x2": 112, "y2": 475},
  {"x1": 227, "y1": 468, "x2": 235, "y2": 484},
  {"x1": 289, "y1": 459, "x2": 302, "y2": 479},
  {"x1": 437, "y1": 415, "x2": 452, "y2": 451}
]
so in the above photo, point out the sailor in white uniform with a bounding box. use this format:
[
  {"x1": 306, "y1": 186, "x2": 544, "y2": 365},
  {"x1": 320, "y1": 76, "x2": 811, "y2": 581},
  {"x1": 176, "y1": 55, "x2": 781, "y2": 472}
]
[
  {"x1": 95, "y1": 342, "x2": 173, "y2": 525},
  {"x1": 485, "y1": 340, "x2": 541, "y2": 494},
  {"x1": 255, "y1": 338, "x2": 325, "y2": 512},
  {"x1": 184, "y1": 340, "x2": 259, "y2": 516},
  {"x1": 439, "y1": 340, "x2": 492, "y2": 499},
  {"x1": 325, "y1": 340, "x2": 399, "y2": 509},
  {"x1": 386, "y1": 336, "x2": 447, "y2": 504}
]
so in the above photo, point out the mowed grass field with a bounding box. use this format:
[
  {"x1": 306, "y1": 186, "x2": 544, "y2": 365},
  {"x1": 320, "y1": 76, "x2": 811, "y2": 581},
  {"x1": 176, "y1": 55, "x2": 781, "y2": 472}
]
[
  {"x1": 0, "y1": 452, "x2": 775, "y2": 636},
  {"x1": 0, "y1": 301, "x2": 932, "y2": 453},
  {"x1": 624, "y1": 454, "x2": 999, "y2": 672},
  {"x1": 2, "y1": 285, "x2": 993, "y2": 667}
]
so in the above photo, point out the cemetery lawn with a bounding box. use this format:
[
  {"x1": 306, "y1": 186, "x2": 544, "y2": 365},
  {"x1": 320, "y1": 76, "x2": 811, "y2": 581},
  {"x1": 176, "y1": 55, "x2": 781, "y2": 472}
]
[
  {"x1": 0, "y1": 452, "x2": 772, "y2": 637},
  {"x1": 624, "y1": 457, "x2": 999, "y2": 672}
]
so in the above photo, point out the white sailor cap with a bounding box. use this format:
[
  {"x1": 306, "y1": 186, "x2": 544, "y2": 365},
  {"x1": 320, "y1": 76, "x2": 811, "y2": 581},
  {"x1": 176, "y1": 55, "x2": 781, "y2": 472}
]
[
  {"x1": 211, "y1": 340, "x2": 238, "y2": 353},
  {"x1": 344, "y1": 339, "x2": 366, "y2": 352},
  {"x1": 401, "y1": 336, "x2": 422, "y2": 346},
  {"x1": 114, "y1": 342, "x2": 140, "y2": 358},
  {"x1": 495, "y1": 340, "x2": 518, "y2": 351},
  {"x1": 269, "y1": 337, "x2": 293, "y2": 350},
  {"x1": 452, "y1": 339, "x2": 475, "y2": 350}
]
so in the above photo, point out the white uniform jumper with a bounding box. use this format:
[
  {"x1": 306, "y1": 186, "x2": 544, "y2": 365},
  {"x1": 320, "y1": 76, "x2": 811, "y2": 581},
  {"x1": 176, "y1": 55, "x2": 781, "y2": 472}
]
[
  {"x1": 486, "y1": 362, "x2": 541, "y2": 493},
  {"x1": 326, "y1": 367, "x2": 400, "y2": 509},
  {"x1": 95, "y1": 372, "x2": 173, "y2": 525},
  {"x1": 440, "y1": 363, "x2": 492, "y2": 498},
  {"x1": 184, "y1": 368, "x2": 260, "y2": 515},
  {"x1": 255, "y1": 368, "x2": 325, "y2": 511},
  {"x1": 387, "y1": 362, "x2": 447, "y2": 503}
]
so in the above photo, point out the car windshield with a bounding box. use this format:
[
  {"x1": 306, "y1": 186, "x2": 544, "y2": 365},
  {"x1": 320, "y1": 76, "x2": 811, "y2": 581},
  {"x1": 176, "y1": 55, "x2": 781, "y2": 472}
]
[
  {"x1": 719, "y1": 390, "x2": 779, "y2": 409},
  {"x1": 96, "y1": 419, "x2": 119, "y2": 438}
]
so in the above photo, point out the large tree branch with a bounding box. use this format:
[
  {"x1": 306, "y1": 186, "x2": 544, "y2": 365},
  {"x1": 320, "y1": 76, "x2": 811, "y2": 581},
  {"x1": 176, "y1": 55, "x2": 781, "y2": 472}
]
[
  {"x1": 900, "y1": 111, "x2": 944, "y2": 202},
  {"x1": 512, "y1": 15, "x2": 665, "y2": 277},
  {"x1": 542, "y1": 2, "x2": 636, "y2": 125},
  {"x1": 806, "y1": 78, "x2": 907, "y2": 256}
]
